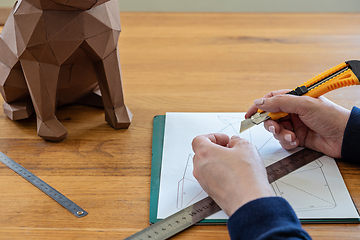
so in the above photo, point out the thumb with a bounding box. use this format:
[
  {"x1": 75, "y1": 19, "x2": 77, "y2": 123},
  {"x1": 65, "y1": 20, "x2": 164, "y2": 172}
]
[
  {"x1": 227, "y1": 135, "x2": 251, "y2": 149},
  {"x1": 192, "y1": 133, "x2": 230, "y2": 152},
  {"x1": 254, "y1": 94, "x2": 320, "y2": 116}
]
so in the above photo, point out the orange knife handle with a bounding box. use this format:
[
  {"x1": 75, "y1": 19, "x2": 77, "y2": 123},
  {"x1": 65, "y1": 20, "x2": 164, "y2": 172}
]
[
  {"x1": 267, "y1": 111, "x2": 289, "y2": 121},
  {"x1": 300, "y1": 62, "x2": 348, "y2": 91},
  {"x1": 256, "y1": 110, "x2": 289, "y2": 121},
  {"x1": 303, "y1": 63, "x2": 360, "y2": 98},
  {"x1": 256, "y1": 60, "x2": 360, "y2": 121}
]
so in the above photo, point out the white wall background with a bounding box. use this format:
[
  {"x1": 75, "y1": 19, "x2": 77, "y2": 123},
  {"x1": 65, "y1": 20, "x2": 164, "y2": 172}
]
[{"x1": 0, "y1": 0, "x2": 360, "y2": 12}]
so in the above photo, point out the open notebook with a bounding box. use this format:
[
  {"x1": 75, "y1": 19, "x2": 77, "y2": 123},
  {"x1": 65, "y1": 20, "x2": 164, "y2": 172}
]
[{"x1": 150, "y1": 113, "x2": 360, "y2": 224}]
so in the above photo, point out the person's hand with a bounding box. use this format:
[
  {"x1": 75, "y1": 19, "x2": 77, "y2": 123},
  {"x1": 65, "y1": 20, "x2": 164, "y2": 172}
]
[
  {"x1": 245, "y1": 90, "x2": 351, "y2": 158},
  {"x1": 191, "y1": 133, "x2": 274, "y2": 216}
]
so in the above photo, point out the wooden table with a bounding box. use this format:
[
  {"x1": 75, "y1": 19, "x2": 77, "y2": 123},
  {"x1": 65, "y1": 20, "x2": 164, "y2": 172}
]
[{"x1": 1, "y1": 12, "x2": 360, "y2": 239}]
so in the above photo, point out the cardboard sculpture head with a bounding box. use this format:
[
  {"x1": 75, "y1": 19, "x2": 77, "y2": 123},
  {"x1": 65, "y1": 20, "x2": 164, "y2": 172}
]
[
  {"x1": 0, "y1": 0, "x2": 132, "y2": 141},
  {"x1": 25, "y1": 0, "x2": 111, "y2": 10}
]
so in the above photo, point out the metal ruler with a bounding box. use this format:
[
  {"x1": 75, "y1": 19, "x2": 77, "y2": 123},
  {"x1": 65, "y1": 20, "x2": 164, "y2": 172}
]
[
  {"x1": 0, "y1": 152, "x2": 88, "y2": 218},
  {"x1": 125, "y1": 148, "x2": 324, "y2": 240}
]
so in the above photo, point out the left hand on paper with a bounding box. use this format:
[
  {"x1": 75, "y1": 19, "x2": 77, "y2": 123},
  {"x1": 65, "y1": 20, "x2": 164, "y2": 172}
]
[{"x1": 191, "y1": 133, "x2": 274, "y2": 216}]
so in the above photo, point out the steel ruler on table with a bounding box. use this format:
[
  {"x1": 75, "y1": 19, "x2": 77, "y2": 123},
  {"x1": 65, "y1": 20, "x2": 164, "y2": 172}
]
[
  {"x1": 0, "y1": 151, "x2": 88, "y2": 218},
  {"x1": 125, "y1": 148, "x2": 324, "y2": 240}
]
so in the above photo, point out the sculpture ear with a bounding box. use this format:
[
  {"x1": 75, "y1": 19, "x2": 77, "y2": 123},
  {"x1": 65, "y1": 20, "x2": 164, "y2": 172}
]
[{"x1": 49, "y1": 0, "x2": 98, "y2": 10}]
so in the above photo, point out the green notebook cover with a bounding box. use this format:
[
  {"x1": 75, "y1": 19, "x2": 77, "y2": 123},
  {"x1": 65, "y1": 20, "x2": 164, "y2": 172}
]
[
  {"x1": 150, "y1": 115, "x2": 360, "y2": 224},
  {"x1": 149, "y1": 115, "x2": 166, "y2": 224}
]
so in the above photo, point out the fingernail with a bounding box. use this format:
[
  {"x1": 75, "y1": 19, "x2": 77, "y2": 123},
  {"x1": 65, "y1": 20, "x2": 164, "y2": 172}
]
[
  {"x1": 254, "y1": 98, "x2": 265, "y2": 105},
  {"x1": 284, "y1": 134, "x2": 292, "y2": 143},
  {"x1": 269, "y1": 126, "x2": 276, "y2": 134},
  {"x1": 290, "y1": 141, "x2": 297, "y2": 146},
  {"x1": 231, "y1": 135, "x2": 240, "y2": 139}
]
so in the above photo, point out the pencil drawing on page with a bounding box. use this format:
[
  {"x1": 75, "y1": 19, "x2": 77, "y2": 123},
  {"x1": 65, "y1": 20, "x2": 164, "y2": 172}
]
[
  {"x1": 158, "y1": 112, "x2": 358, "y2": 220},
  {"x1": 176, "y1": 116, "x2": 336, "y2": 213}
]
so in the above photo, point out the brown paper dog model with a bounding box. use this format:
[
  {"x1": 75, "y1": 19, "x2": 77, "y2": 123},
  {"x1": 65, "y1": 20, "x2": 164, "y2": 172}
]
[{"x1": 0, "y1": 0, "x2": 132, "y2": 141}]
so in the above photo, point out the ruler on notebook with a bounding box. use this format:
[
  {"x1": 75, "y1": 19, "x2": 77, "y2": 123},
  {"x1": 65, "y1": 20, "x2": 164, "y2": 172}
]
[
  {"x1": 0, "y1": 151, "x2": 88, "y2": 218},
  {"x1": 125, "y1": 148, "x2": 324, "y2": 240}
]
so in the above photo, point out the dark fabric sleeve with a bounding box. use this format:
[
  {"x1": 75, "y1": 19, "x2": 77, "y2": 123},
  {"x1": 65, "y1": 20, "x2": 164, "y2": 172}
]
[
  {"x1": 227, "y1": 197, "x2": 312, "y2": 240},
  {"x1": 341, "y1": 106, "x2": 360, "y2": 163}
]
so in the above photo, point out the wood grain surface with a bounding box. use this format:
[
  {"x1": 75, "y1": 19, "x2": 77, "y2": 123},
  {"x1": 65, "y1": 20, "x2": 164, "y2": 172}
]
[
  {"x1": 0, "y1": 8, "x2": 10, "y2": 26},
  {"x1": 1, "y1": 12, "x2": 360, "y2": 239}
]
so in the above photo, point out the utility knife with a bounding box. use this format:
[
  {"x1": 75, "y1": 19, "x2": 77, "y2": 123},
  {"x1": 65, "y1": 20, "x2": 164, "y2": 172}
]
[{"x1": 240, "y1": 60, "x2": 360, "y2": 133}]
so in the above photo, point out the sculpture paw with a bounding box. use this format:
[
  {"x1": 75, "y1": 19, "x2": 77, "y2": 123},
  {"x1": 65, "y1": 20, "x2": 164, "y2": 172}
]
[
  {"x1": 3, "y1": 101, "x2": 34, "y2": 120},
  {"x1": 37, "y1": 117, "x2": 68, "y2": 142},
  {"x1": 105, "y1": 105, "x2": 132, "y2": 129}
]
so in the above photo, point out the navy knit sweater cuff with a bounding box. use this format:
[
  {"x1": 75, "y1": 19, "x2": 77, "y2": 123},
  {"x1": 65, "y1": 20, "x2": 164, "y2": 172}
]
[
  {"x1": 227, "y1": 197, "x2": 311, "y2": 240},
  {"x1": 341, "y1": 106, "x2": 360, "y2": 163}
]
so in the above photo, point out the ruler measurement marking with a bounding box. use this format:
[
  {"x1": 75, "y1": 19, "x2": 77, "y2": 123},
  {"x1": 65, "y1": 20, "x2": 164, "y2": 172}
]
[{"x1": 0, "y1": 152, "x2": 88, "y2": 218}]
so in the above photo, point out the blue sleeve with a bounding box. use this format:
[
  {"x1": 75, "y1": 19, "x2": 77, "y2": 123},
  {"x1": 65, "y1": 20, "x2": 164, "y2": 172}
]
[
  {"x1": 341, "y1": 106, "x2": 360, "y2": 163},
  {"x1": 227, "y1": 197, "x2": 312, "y2": 240}
]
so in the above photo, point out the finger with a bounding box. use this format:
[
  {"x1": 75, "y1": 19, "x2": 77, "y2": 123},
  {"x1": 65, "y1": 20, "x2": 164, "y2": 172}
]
[
  {"x1": 227, "y1": 135, "x2": 250, "y2": 148},
  {"x1": 264, "y1": 119, "x2": 281, "y2": 134},
  {"x1": 273, "y1": 123, "x2": 298, "y2": 148},
  {"x1": 245, "y1": 104, "x2": 259, "y2": 119},
  {"x1": 203, "y1": 133, "x2": 230, "y2": 146},
  {"x1": 254, "y1": 94, "x2": 319, "y2": 116},
  {"x1": 245, "y1": 90, "x2": 292, "y2": 118},
  {"x1": 279, "y1": 139, "x2": 299, "y2": 150},
  {"x1": 262, "y1": 89, "x2": 292, "y2": 97},
  {"x1": 255, "y1": 89, "x2": 292, "y2": 103},
  {"x1": 192, "y1": 133, "x2": 229, "y2": 152},
  {"x1": 279, "y1": 120, "x2": 293, "y2": 131},
  {"x1": 290, "y1": 114, "x2": 309, "y2": 146}
]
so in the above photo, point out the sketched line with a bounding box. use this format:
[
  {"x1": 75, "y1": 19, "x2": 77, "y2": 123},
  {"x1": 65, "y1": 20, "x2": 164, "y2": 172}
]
[{"x1": 276, "y1": 179, "x2": 336, "y2": 206}]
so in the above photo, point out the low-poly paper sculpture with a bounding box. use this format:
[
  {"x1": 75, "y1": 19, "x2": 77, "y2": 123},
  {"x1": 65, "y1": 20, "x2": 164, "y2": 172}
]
[{"x1": 0, "y1": 0, "x2": 132, "y2": 141}]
